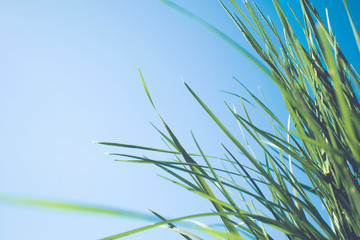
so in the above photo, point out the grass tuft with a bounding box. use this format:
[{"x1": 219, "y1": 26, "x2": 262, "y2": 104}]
[
  {"x1": 98, "y1": 0, "x2": 360, "y2": 239},
  {"x1": 6, "y1": 0, "x2": 359, "y2": 239}
]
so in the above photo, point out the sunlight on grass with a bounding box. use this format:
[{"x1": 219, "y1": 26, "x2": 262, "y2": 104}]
[{"x1": 5, "y1": 0, "x2": 360, "y2": 239}]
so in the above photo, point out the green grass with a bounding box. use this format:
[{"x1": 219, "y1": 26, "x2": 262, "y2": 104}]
[
  {"x1": 97, "y1": 0, "x2": 360, "y2": 239},
  {"x1": 5, "y1": 0, "x2": 360, "y2": 239}
]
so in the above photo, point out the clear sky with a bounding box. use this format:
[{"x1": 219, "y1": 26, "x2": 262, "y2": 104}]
[{"x1": 1, "y1": 0, "x2": 359, "y2": 239}]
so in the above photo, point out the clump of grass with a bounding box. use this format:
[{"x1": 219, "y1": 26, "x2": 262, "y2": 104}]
[
  {"x1": 5, "y1": 0, "x2": 358, "y2": 239},
  {"x1": 97, "y1": 0, "x2": 360, "y2": 239}
]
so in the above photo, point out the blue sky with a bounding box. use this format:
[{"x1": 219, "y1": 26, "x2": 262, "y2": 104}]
[{"x1": 0, "y1": 0, "x2": 359, "y2": 239}]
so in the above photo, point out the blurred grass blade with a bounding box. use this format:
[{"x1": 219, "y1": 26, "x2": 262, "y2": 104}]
[{"x1": 342, "y1": 0, "x2": 360, "y2": 52}]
